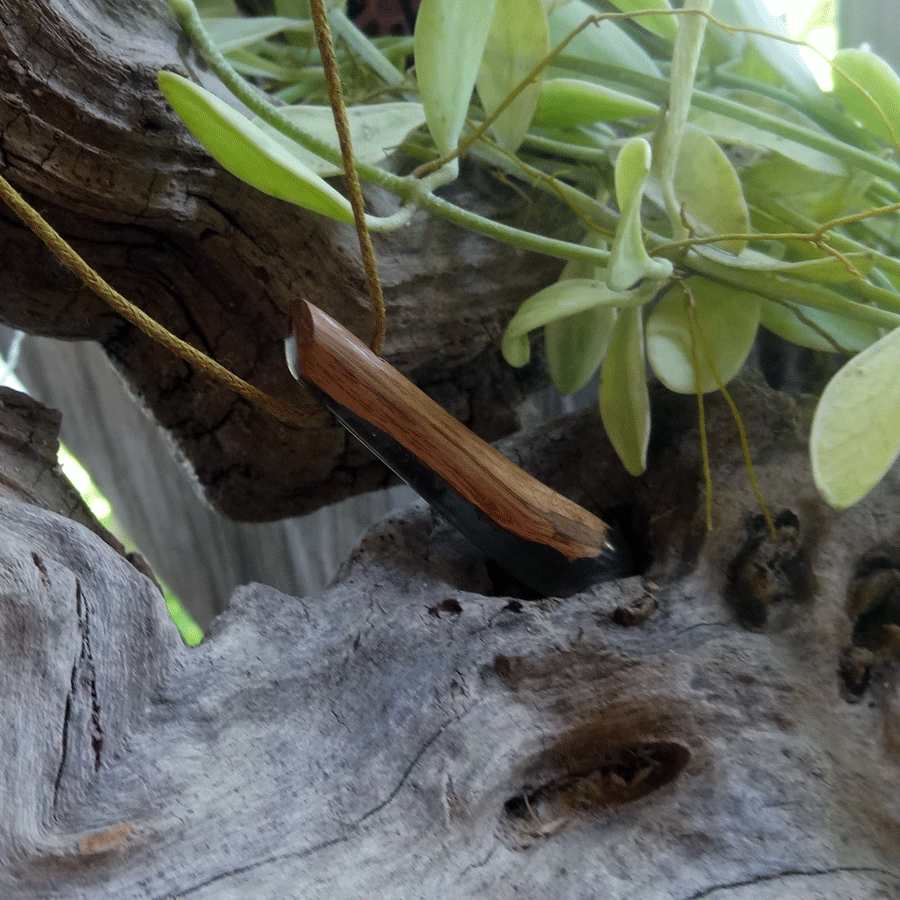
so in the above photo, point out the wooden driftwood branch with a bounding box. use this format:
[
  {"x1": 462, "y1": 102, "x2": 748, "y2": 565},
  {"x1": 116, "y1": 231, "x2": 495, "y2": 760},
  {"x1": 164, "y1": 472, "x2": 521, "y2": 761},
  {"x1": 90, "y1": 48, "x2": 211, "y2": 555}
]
[
  {"x1": 0, "y1": 0, "x2": 562, "y2": 521},
  {"x1": 3, "y1": 380, "x2": 899, "y2": 899}
]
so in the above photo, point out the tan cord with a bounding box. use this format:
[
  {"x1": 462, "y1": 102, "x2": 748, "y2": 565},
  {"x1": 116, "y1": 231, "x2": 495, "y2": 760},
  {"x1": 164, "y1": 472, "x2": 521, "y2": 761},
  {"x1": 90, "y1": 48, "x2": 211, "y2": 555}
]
[
  {"x1": 0, "y1": 171, "x2": 320, "y2": 427},
  {"x1": 309, "y1": 0, "x2": 386, "y2": 354}
]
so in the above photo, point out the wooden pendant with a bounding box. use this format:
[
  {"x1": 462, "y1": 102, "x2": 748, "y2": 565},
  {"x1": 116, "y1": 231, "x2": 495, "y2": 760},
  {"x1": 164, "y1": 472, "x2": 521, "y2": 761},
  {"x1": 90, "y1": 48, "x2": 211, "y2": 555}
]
[{"x1": 287, "y1": 300, "x2": 630, "y2": 595}]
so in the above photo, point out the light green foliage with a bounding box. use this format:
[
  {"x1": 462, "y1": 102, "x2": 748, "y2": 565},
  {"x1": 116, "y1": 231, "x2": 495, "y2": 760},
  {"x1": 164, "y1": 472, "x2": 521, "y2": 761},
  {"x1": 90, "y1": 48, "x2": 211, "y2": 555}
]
[
  {"x1": 202, "y1": 16, "x2": 312, "y2": 52},
  {"x1": 759, "y1": 302, "x2": 882, "y2": 354},
  {"x1": 256, "y1": 102, "x2": 425, "y2": 177},
  {"x1": 600, "y1": 306, "x2": 650, "y2": 476},
  {"x1": 476, "y1": 0, "x2": 549, "y2": 152},
  {"x1": 414, "y1": 0, "x2": 499, "y2": 157},
  {"x1": 534, "y1": 78, "x2": 656, "y2": 127},
  {"x1": 607, "y1": 137, "x2": 673, "y2": 290},
  {"x1": 546, "y1": 0, "x2": 660, "y2": 78},
  {"x1": 671, "y1": 125, "x2": 749, "y2": 255},
  {"x1": 646, "y1": 279, "x2": 760, "y2": 394},
  {"x1": 501, "y1": 277, "x2": 627, "y2": 368},
  {"x1": 602, "y1": 0, "x2": 677, "y2": 42},
  {"x1": 832, "y1": 48, "x2": 900, "y2": 146},
  {"x1": 811, "y1": 325, "x2": 900, "y2": 508},
  {"x1": 160, "y1": 0, "x2": 900, "y2": 508},
  {"x1": 157, "y1": 72, "x2": 353, "y2": 223}
]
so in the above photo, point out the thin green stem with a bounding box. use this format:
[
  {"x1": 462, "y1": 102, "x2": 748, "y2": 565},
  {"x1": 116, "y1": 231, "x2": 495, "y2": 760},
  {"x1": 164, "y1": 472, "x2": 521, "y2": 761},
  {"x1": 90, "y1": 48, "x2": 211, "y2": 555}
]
[
  {"x1": 555, "y1": 54, "x2": 900, "y2": 185},
  {"x1": 687, "y1": 250, "x2": 900, "y2": 330}
]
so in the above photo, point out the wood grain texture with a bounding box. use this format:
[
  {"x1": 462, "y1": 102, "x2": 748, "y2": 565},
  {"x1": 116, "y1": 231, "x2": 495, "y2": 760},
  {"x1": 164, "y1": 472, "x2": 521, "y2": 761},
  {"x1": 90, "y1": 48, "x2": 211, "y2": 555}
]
[
  {"x1": 5, "y1": 380, "x2": 900, "y2": 900},
  {"x1": 292, "y1": 300, "x2": 612, "y2": 563}
]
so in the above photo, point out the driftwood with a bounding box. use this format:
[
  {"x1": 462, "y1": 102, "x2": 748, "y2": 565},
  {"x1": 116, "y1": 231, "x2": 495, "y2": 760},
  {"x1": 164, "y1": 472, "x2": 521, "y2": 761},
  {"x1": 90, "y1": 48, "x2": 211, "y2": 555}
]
[
  {"x1": 2, "y1": 379, "x2": 900, "y2": 899},
  {"x1": 2, "y1": 1, "x2": 900, "y2": 896},
  {"x1": 0, "y1": 0, "x2": 559, "y2": 522},
  {"x1": 4, "y1": 330, "x2": 415, "y2": 625}
]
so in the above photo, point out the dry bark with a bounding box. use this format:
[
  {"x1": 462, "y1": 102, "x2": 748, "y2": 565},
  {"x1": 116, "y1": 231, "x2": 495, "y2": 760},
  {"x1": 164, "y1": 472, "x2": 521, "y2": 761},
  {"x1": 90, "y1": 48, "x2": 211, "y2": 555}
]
[
  {"x1": 2, "y1": 379, "x2": 900, "y2": 899},
  {"x1": 3, "y1": 2, "x2": 900, "y2": 896},
  {"x1": 0, "y1": 0, "x2": 559, "y2": 521}
]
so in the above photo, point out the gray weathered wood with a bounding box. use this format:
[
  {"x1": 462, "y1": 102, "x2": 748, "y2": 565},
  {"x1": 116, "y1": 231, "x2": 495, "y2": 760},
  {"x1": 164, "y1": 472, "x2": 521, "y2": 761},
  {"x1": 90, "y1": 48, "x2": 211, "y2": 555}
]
[
  {"x1": 3, "y1": 380, "x2": 899, "y2": 899},
  {"x1": 4, "y1": 329, "x2": 414, "y2": 624}
]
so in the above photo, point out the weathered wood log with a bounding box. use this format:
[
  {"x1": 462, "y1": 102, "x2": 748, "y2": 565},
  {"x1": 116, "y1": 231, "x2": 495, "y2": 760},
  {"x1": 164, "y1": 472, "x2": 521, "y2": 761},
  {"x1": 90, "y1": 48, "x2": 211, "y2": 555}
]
[
  {"x1": 3, "y1": 380, "x2": 899, "y2": 899},
  {"x1": 0, "y1": 0, "x2": 559, "y2": 521},
  {"x1": 5, "y1": 329, "x2": 415, "y2": 624}
]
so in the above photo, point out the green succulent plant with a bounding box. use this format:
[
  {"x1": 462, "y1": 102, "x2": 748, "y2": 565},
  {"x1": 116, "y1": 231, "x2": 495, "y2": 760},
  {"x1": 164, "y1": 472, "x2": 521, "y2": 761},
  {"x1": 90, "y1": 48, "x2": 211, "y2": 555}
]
[{"x1": 161, "y1": 0, "x2": 900, "y2": 511}]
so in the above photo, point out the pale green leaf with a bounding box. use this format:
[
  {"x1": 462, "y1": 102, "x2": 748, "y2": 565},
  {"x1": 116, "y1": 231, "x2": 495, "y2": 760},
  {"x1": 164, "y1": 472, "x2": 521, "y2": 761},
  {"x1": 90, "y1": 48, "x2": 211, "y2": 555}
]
[
  {"x1": 534, "y1": 78, "x2": 656, "y2": 127},
  {"x1": 833, "y1": 48, "x2": 900, "y2": 144},
  {"x1": 476, "y1": 0, "x2": 549, "y2": 152},
  {"x1": 157, "y1": 72, "x2": 353, "y2": 223},
  {"x1": 203, "y1": 16, "x2": 311, "y2": 52},
  {"x1": 646, "y1": 277, "x2": 760, "y2": 393},
  {"x1": 694, "y1": 245, "x2": 874, "y2": 283},
  {"x1": 548, "y1": 0, "x2": 660, "y2": 78},
  {"x1": 711, "y1": 0, "x2": 820, "y2": 98},
  {"x1": 414, "y1": 0, "x2": 499, "y2": 155},
  {"x1": 672, "y1": 125, "x2": 749, "y2": 255},
  {"x1": 501, "y1": 278, "x2": 627, "y2": 367},
  {"x1": 760, "y1": 301, "x2": 883, "y2": 354},
  {"x1": 546, "y1": 304, "x2": 617, "y2": 394},
  {"x1": 225, "y1": 48, "x2": 308, "y2": 81},
  {"x1": 690, "y1": 92, "x2": 847, "y2": 179},
  {"x1": 256, "y1": 102, "x2": 425, "y2": 176},
  {"x1": 607, "y1": 137, "x2": 673, "y2": 291},
  {"x1": 811, "y1": 325, "x2": 900, "y2": 508},
  {"x1": 600, "y1": 306, "x2": 650, "y2": 476}
]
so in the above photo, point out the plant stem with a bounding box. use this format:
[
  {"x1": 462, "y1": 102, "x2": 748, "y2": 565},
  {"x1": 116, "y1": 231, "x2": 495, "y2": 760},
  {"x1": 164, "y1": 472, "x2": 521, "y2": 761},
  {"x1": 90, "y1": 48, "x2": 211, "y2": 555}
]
[
  {"x1": 555, "y1": 54, "x2": 900, "y2": 186},
  {"x1": 656, "y1": 0, "x2": 712, "y2": 237},
  {"x1": 688, "y1": 250, "x2": 900, "y2": 330}
]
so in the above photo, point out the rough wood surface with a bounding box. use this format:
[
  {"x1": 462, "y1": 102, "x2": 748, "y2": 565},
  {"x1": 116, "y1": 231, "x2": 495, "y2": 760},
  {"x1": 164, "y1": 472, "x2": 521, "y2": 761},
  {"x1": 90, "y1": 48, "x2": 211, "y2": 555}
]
[
  {"x1": 3, "y1": 379, "x2": 899, "y2": 899},
  {"x1": 5, "y1": 330, "x2": 414, "y2": 625},
  {"x1": 0, "y1": 0, "x2": 559, "y2": 521}
]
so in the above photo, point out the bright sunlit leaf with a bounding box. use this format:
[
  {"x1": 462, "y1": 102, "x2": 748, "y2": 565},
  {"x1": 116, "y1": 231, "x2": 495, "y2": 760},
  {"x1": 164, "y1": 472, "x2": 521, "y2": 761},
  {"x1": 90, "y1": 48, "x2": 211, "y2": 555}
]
[
  {"x1": 414, "y1": 0, "x2": 499, "y2": 155},
  {"x1": 811, "y1": 325, "x2": 900, "y2": 508}
]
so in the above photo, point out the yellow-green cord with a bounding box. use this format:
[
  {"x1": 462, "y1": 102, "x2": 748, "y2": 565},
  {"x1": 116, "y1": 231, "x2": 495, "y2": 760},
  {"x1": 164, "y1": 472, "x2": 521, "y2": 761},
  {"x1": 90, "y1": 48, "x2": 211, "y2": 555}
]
[
  {"x1": 309, "y1": 0, "x2": 386, "y2": 354},
  {"x1": 0, "y1": 172, "x2": 320, "y2": 427}
]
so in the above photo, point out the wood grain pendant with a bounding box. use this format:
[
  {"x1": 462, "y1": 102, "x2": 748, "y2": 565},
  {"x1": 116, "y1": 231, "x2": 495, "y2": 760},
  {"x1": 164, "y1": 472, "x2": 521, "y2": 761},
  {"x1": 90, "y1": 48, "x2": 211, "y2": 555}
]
[{"x1": 287, "y1": 300, "x2": 630, "y2": 596}]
